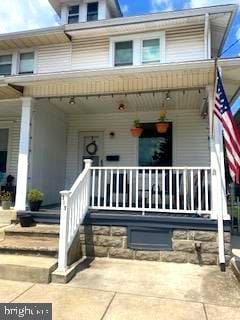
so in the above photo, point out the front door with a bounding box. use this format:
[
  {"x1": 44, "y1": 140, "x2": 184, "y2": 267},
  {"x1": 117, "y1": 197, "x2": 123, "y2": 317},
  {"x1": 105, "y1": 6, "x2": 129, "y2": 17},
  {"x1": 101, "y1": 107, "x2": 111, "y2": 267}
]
[{"x1": 78, "y1": 132, "x2": 104, "y2": 171}]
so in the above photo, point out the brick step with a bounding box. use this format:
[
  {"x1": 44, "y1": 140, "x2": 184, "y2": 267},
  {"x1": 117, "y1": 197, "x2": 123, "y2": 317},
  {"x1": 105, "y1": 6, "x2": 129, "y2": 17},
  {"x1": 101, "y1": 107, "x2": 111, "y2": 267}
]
[
  {"x1": 0, "y1": 254, "x2": 57, "y2": 283},
  {"x1": 4, "y1": 224, "x2": 60, "y2": 239},
  {"x1": 0, "y1": 236, "x2": 58, "y2": 257}
]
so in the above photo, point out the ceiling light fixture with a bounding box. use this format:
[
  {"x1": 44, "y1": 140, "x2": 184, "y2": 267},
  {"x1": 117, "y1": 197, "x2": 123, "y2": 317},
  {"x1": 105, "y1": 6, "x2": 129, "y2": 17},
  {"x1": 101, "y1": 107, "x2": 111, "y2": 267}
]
[
  {"x1": 118, "y1": 103, "x2": 126, "y2": 111},
  {"x1": 166, "y1": 91, "x2": 171, "y2": 101},
  {"x1": 69, "y1": 97, "x2": 76, "y2": 105}
]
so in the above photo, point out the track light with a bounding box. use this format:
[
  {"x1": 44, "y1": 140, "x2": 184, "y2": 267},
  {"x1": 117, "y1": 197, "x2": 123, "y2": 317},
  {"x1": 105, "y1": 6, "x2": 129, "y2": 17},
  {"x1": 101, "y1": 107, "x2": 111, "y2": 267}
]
[{"x1": 69, "y1": 97, "x2": 75, "y2": 105}]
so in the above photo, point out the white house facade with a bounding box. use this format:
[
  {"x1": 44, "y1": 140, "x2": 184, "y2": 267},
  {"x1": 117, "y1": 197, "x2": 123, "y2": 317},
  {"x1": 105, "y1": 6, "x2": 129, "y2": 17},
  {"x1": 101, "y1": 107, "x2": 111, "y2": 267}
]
[{"x1": 0, "y1": 1, "x2": 239, "y2": 277}]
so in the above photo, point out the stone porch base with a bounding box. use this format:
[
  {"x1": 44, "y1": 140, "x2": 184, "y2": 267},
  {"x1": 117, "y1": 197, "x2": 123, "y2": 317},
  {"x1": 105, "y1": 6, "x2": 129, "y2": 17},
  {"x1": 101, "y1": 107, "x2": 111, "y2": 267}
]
[{"x1": 80, "y1": 225, "x2": 231, "y2": 266}]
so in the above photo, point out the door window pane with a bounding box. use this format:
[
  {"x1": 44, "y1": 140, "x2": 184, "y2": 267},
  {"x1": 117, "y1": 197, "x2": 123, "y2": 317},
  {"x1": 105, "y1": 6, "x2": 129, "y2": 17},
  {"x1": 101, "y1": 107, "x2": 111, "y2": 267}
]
[
  {"x1": 115, "y1": 41, "x2": 133, "y2": 66},
  {"x1": 0, "y1": 55, "x2": 12, "y2": 75},
  {"x1": 87, "y1": 2, "x2": 98, "y2": 21},
  {"x1": 142, "y1": 39, "x2": 160, "y2": 64},
  {"x1": 68, "y1": 5, "x2": 79, "y2": 24},
  {"x1": 19, "y1": 52, "x2": 34, "y2": 74}
]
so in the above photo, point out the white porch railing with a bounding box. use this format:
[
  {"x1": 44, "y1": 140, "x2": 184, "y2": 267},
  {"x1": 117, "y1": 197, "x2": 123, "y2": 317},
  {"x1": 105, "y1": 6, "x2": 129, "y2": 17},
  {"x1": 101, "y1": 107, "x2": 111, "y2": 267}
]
[
  {"x1": 57, "y1": 159, "x2": 92, "y2": 272},
  {"x1": 58, "y1": 164, "x2": 212, "y2": 271},
  {"x1": 90, "y1": 167, "x2": 212, "y2": 215}
]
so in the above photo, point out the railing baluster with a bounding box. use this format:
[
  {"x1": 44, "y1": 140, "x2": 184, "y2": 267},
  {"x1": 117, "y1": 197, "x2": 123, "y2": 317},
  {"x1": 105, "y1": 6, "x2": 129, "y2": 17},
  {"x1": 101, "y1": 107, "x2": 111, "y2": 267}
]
[
  {"x1": 104, "y1": 169, "x2": 107, "y2": 207},
  {"x1": 136, "y1": 169, "x2": 139, "y2": 209},
  {"x1": 162, "y1": 169, "x2": 165, "y2": 210},
  {"x1": 183, "y1": 169, "x2": 187, "y2": 211},
  {"x1": 97, "y1": 169, "x2": 101, "y2": 207},
  {"x1": 155, "y1": 169, "x2": 158, "y2": 209},
  {"x1": 91, "y1": 169, "x2": 95, "y2": 207},
  {"x1": 205, "y1": 169, "x2": 209, "y2": 211},
  {"x1": 142, "y1": 169, "x2": 145, "y2": 211},
  {"x1": 149, "y1": 169, "x2": 152, "y2": 209},
  {"x1": 191, "y1": 169, "x2": 194, "y2": 211},
  {"x1": 110, "y1": 169, "x2": 113, "y2": 208},
  {"x1": 116, "y1": 169, "x2": 119, "y2": 208},
  {"x1": 176, "y1": 169, "x2": 180, "y2": 211},
  {"x1": 198, "y1": 169, "x2": 201, "y2": 211},
  {"x1": 129, "y1": 169, "x2": 133, "y2": 208},
  {"x1": 169, "y1": 169, "x2": 172, "y2": 210},
  {"x1": 123, "y1": 169, "x2": 126, "y2": 208}
]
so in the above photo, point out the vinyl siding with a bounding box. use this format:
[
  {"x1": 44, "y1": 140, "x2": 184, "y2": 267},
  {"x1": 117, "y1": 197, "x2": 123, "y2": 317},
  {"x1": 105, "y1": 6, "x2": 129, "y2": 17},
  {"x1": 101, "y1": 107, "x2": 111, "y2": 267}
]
[
  {"x1": 166, "y1": 25, "x2": 205, "y2": 63},
  {"x1": 8, "y1": 119, "x2": 21, "y2": 179},
  {"x1": 71, "y1": 37, "x2": 109, "y2": 70},
  {"x1": 37, "y1": 43, "x2": 72, "y2": 73},
  {"x1": 35, "y1": 25, "x2": 205, "y2": 73},
  {"x1": 65, "y1": 109, "x2": 210, "y2": 188}
]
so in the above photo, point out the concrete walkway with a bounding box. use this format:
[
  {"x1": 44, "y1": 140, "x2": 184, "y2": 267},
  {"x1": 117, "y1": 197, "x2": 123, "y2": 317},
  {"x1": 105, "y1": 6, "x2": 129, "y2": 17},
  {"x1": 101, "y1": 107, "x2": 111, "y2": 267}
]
[{"x1": 1, "y1": 258, "x2": 240, "y2": 320}]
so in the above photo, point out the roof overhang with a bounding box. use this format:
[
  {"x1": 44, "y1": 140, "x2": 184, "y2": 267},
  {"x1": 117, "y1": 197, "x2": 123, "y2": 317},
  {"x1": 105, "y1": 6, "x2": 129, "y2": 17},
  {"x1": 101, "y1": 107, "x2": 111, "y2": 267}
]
[
  {"x1": 64, "y1": 4, "x2": 237, "y2": 56},
  {"x1": 0, "y1": 79, "x2": 22, "y2": 99},
  {"x1": 0, "y1": 26, "x2": 70, "y2": 50}
]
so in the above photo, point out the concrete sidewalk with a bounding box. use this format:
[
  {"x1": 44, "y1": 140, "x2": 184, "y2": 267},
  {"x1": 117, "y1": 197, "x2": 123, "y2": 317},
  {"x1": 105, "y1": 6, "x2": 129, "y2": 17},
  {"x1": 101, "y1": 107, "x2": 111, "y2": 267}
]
[{"x1": 1, "y1": 258, "x2": 240, "y2": 320}]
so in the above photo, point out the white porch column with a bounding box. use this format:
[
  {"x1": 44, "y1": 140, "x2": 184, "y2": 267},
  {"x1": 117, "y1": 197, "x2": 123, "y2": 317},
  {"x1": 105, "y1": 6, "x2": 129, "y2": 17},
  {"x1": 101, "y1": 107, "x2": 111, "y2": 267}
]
[
  {"x1": 207, "y1": 86, "x2": 229, "y2": 220},
  {"x1": 15, "y1": 97, "x2": 33, "y2": 211}
]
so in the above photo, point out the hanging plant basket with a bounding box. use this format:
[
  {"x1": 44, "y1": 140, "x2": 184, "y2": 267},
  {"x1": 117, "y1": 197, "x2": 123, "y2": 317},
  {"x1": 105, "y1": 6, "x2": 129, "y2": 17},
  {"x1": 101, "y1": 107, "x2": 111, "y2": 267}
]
[
  {"x1": 131, "y1": 127, "x2": 143, "y2": 137},
  {"x1": 155, "y1": 122, "x2": 169, "y2": 134}
]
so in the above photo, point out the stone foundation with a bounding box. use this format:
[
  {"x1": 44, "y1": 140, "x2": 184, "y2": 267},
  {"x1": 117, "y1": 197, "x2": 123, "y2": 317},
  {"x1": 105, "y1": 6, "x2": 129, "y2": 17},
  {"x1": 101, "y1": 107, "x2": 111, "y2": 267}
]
[{"x1": 80, "y1": 225, "x2": 231, "y2": 266}]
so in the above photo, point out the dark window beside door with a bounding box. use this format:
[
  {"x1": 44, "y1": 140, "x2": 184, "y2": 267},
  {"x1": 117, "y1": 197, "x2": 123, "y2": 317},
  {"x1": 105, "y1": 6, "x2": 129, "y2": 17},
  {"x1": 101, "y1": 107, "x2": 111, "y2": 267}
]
[
  {"x1": 68, "y1": 5, "x2": 79, "y2": 24},
  {"x1": 0, "y1": 129, "x2": 9, "y2": 174},
  {"x1": 139, "y1": 123, "x2": 172, "y2": 167},
  {"x1": 87, "y1": 2, "x2": 98, "y2": 21},
  {"x1": 115, "y1": 41, "x2": 133, "y2": 66}
]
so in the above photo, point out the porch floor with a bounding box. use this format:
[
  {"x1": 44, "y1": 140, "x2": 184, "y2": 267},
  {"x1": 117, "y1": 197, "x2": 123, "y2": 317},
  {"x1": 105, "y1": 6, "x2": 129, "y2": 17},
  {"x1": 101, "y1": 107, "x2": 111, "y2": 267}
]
[{"x1": 3, "y1": 259, "x2": 240, "y2": 320}]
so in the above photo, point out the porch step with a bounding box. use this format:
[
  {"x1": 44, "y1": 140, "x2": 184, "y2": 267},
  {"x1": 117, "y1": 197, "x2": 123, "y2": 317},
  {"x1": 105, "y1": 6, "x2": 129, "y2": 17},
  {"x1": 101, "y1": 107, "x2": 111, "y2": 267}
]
[
  {"x1": 17, "y1": 211, "x2": 60, "y2": 224},
  {"x1": 4, "y1": 224, "x2": 60, "y2": 239},
  {"x1": 0, "y1": 236, "x2": 58, "y2": 257},
  {"x1": 0, "y1": 254, "x2": 57, "y2": 283},
  {"x1": 0, "y1": 224, "x2": 59, "y2": 257}
]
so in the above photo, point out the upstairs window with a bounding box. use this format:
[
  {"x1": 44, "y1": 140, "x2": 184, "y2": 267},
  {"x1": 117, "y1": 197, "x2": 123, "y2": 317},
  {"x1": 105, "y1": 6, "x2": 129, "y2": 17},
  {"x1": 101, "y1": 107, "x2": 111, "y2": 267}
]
[
  {"x1": 19, "y1": 52, "x2": 34, "y2": 74},
  {"x1": 0, "y1": 55, "x2": 12, "y2": 76},
  {"x1": 142, "y1": 39, "x2": 160, "y2": 64},
  {"x1": 87, "y1": 2, "x2": 98, "y2": 21},
  {"x1": 68, "y1": 5, "x2": 79, "y2": 24},
  {"x1": 115, "y1": 41, "x2": 133, "y2": 67}
]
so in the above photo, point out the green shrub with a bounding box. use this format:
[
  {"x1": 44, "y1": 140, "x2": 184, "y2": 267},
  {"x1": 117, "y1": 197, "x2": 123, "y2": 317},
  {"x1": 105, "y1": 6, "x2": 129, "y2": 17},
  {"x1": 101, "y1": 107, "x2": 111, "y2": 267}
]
[{"x1": 27, "y1": 189, "x2": 44, "y2": 202}]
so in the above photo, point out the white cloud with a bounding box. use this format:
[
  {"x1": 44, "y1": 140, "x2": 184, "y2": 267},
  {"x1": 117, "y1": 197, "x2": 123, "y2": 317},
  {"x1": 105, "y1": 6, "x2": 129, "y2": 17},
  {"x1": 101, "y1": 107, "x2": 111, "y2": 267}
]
[
  {"x1": 151, "y1": 0, "x2": 173, "y2": 12},
  {"x1": 121, "y1": 4, "x2": 129, "y2": 14},
  {"x1": 0, "y1": 0, "x2": 59, "y2": 34},
  {"x1": 189, "y1": 0, "x2": 240, "y2": 8}
]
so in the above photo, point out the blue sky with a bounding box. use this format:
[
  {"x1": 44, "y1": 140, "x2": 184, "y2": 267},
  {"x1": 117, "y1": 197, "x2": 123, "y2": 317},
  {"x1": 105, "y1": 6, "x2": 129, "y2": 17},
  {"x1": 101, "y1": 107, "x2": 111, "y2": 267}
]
[{"x1": 0, "y1": 0, "x2": 239, "y2": 112}]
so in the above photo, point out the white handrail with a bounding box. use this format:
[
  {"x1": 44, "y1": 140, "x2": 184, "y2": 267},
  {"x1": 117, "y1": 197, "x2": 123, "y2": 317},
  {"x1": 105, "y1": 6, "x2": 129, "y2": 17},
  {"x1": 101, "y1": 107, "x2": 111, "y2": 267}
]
[
  {"x1": 90, "y1": 166, "x2": 212, "y2": 215},
  {"x1": 57, "y1": 159, "x2": 92, "y2": 272}
]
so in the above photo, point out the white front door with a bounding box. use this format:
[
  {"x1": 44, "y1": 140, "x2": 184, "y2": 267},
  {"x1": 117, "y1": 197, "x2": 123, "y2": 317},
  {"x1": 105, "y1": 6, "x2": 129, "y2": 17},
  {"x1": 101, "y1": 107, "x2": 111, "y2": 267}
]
[{"x1": 78, "y1": 132, "x2": 104, "y2": 171}]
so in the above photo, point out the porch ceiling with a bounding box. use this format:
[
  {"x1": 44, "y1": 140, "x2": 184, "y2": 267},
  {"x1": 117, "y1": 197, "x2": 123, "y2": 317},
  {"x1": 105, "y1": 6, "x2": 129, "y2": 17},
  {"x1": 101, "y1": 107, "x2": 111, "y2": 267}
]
[{"x1": 47, "y1": 89, "x2": 205, "y2": 114}]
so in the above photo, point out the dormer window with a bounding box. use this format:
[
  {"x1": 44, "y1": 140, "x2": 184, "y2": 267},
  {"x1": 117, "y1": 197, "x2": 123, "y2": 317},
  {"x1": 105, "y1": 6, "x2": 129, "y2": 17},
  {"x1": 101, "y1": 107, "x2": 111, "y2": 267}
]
[
  {"x1": 68, "y1": 5, "x2": 79, "y2": 24},
  {"x1": 87, "y1": 2, "x2": 98, "y2": 21}
]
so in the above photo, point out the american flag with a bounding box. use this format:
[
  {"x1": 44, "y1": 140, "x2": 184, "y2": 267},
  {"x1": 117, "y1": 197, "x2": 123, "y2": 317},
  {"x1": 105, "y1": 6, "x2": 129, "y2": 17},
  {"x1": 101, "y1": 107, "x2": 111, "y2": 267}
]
[{"x1": 214, "y1": 68, "x2": 240, "y2": 185}]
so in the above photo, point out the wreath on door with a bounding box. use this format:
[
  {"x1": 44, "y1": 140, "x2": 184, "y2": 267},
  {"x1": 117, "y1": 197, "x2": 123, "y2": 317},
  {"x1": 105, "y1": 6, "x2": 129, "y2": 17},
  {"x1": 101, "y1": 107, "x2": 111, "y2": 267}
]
[{"x1": 86, "y1": 140, "x2": 98, "y2": 156}]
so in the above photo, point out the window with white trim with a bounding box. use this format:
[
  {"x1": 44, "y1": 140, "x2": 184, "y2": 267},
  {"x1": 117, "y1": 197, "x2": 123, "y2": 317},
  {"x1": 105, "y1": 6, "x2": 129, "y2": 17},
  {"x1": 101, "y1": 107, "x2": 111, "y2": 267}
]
[
  {"x1": 0, "y1": 128, "x2": 9, "y2": 174},
  {"x1": 0, "y1": 55, "x2": 12, "y2": 75},
  {"x1": 114, "y1": 41, "x2": 133, "y2": 66},
  {"x1": 111, "y1": 32, "x2": 165, "y2": 67},
  {"x1": 68, "y1": 5, "x2": 79, "y2": 24},
  {"x1": 19, "y1": 52, "x2": 34, "y2": 74},
  {"x1": 87, "y1": 2, "x2": 98, "y2": 21},
  {"x1": 142, "y1": 39, "x2": 160, "y2": 64}
]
